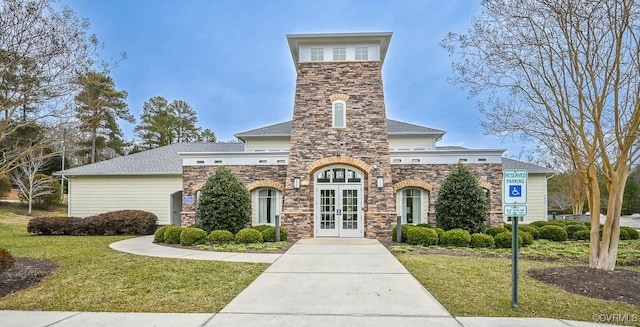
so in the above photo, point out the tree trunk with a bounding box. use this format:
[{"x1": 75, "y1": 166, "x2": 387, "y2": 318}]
[
  {"x1": 594, "y1": 169, "x2": 627, "y2": 270},
  {"x1": 91, "y1": 128, "x2": 97, "y2": 164},
  {"x1": 587, "y1": 165, "x2": 602, "y2": 269}
]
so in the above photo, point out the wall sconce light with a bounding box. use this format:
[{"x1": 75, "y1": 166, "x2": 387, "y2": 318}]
[
  {"x1": 293, "y1": 177, "x2": 301, "y2": 189},
  {"x1": 335, "y1": 149, "x2": 341, "y2": 156},
  {"x1": 377, "y1": 176, "x2": 384, "y2": 189}
]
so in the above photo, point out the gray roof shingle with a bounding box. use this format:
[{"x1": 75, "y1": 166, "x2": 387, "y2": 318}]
[
  {"x1": 502, "y1": 157, "x2": 558, "y2": 174},
  {"x1": 58, "y1": 142, "x2": 244, "y2": 176},
  {"x1": 235, "y1": 119, "x2": 445, "y2": 138}
]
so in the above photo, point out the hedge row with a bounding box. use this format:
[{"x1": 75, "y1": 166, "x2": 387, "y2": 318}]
[
  {"x1": 393, "y1": 225, "x2": 539, "y2": 249},
  {"x1": 515, "y1": 220, "x2": 639, "y2": 241},
  {"x1": 27, "y1": 210, "x2": 158, "y2": 235},
  {"x1": 154, "y1": 225, "x2": 288, "y2": 246}
]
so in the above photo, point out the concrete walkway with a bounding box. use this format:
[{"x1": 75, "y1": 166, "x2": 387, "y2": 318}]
[
  {"x1": 109, "y1": 235, "x2": 281, "y2": 263},
  {"x1": 2, "y1": 237, "x2": 623, "y2": 326}
]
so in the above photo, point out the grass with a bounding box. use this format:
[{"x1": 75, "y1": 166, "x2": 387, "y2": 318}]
[
  {"x1": 0, "y1": 213, "x2": 268, "y2": 312},
  {"x1": 196, "y1": 241, "x2": 290, "y2": 253},
  {"x1": 390, "y1": 239, "x2": 640, "y2": 265},
  {"x1": 398, "y1": 254, "x2": 640, "y2": 324},
  {"x1": 0, "y1": 202, "x2": 67, "y2": 225}
]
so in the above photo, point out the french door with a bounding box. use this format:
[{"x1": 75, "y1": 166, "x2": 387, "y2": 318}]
[{"x1": 315, "y1": 185, "x2": 362, "y2": 237}]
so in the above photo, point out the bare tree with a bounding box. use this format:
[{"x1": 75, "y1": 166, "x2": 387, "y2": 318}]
[
  {"x1": 9, "y1": 149, "x2": 52, "y2": 214},
  {"x1": 0, "y1": 0, "x2": 101, "y2": 174},
  {"x1": 443, "y1": 0, "x2": 640, "y2": 270}
]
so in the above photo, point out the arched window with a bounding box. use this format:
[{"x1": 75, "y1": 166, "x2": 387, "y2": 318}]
[
  {"x1": 397, "y1": 188, "x2": 429, "y2": 225},
  {"x1": 332, "y1": 100, "x2": 346, "y2": 128},
  {"x1": 253, "y1": 188, "x2": 281, "y2": 225}
]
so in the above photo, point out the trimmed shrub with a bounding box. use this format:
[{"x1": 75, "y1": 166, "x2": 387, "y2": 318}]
[
  {"x1": 435, "y1": 228, "x2": 446, "y2": 244},
  {"x1": 253, "y1": 225, "x2": 271, "y2": 232},
  {"x1": 547, "y1": 220, "x2": 569, "y2": 226},
  {"x1": 620, "y1": 226, "x2": 639, "y2": 240},
  {"x1": 407, "y1": 227, "x2": 439, "y2": 246},
  {"x1": 494, "y1": 232, "x2": 523, "y2": 248},
  {"x1": 529, "y1": 221, "x2": 548, "y2": 228},
  {"x1": 208, "y1": 230, "x2": 234, "y2": 244},
  {"x1": 503, "y1": 223, "x2": 512, "y2": 231},
  {"x1": 0, "y1": 174, "x2": 12, "y2": 199},
  {"x1": 196, "y1": 167, "x2": 251, "y2": 234},
  {"x1": 164, "y1": 226, "x2": 184, "y2": 244},
  {"x1": 262, "y1": 226, "x2": 289, "y2": 242},
  {"x1": 565, "y1": 224, "x2": 589, "y2": 240},
  {"x1": 392, "y1": 225, "x2": 410, "y2": 242},
  {"x1": 180, "y1": 227, "x2": 207, "y2": 246},
  {"x1": 470, "y1": 233, "x2": 494, "y2": 248},
  {"x1": 619, "y1": 228, "x2": 631, "y2": 240},
  {"x1": 539, "y1": 225, "x2": 568, "y2": 242},
  {"x1": 415, "y1": 223, "x2": 432, "y2": 228},
  {"x1": 441, "y1": 229, "x2": 471, "y2": 247},
  {"x1": 154, "y1": 226, "x2": 170, "y2": 243},
  {"x1": 235, "y1": 228, "x2": 263, "y2": 244},
  {"x1": 520, "y1": 231, "x2": 533, "y2": 246},
  {"x1": 486, "y1": 227, "x2": 508, "y2": 237},
  {"x1": 574, "y1": 229, "x2": 590, "y2": 240},
  {"x1": 519, "y1": 225, "x2": 540, "y2": 239},
  {"x1": 435, "y1": 164, "x2": 489, "y2": 233},
  {"x1": 0, "y1": 248, "x2": 14, "y2": 273},
  {"x1": 27, "y1": 216, "x2": 84, "y2": 235},
  {"x1": 84, "y1": 210, "x2": 158, "y2": 235}
]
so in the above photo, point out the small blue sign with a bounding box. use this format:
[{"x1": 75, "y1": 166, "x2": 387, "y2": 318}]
[
  {"x1": 182, "y1": 195, "x2": 194, "y2": 204},
  {"x1": 509, "y1": 185, "x2": 522, "y2": 197}
]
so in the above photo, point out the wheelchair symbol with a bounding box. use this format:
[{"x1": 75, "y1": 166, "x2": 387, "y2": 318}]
[{"x1": 509, "y1": 185, "x2": 522, "y2": 197}]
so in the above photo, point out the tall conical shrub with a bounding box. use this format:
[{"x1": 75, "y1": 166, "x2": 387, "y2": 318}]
[
  {"x1": 435, "y1": 164, "x2": 488, "y2": 233},
  {"x1": 196, "y1": 167, "x2": 250, "y2": 233}
]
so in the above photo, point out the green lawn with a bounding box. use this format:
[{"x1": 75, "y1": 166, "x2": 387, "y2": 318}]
[
  {"x1": 0, "y1": 222, "x2": 268, "y2": 312},
  {"x1": 398, "y1": 254, "x2": 639, "y2": 325}
]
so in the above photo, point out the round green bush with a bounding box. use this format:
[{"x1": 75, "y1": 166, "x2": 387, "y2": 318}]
[
  {"x1": 392, "y1": 225, "x2": 410, "y2": 242},
  {"x1": 441, "y1": 229, "x2": 471, "y2": 247},
  {"x1": 435, "y1": 228, "x2": 445, "y2": 244},
  {"x1": 252, "y1": 225, "x2": 271, "y2": 232},
  {"x1": 261, "y1": 226, "x2": 289, "y2": 242},
  {"x1": 520, "y1": 231, "x2": 533, "y2": 246},
  {"x1": 529, "y1": 221, "x2": 548, "y2": 228},
  {"x1": 565, "y1": 224, "x2": 589, "y2": 240},
  {"x1": 494, "y1": 232, "x2": 523, "y2": 248},
  {"x1": 574, "y1": 229, "x2": 590, "y2": 240},
  {"x1": 164, "y1": 226, "x2": 184, "y2": 244},
  {"x1": 154, "y1": 226, "x2": 170, "y2": 243},
  {"x1": 619, "y1": 228, "x2": 631, "y2": 240},
  {"x1": 486, "y1": 227, "x2": 508, "y2": 237},
  {"x1": 180, "y1": 227, "x2": 207, "y2": 246},
  {"x1": 546, "y1": 220, "x2": 569, "y2": 226},
  {"x1": 519, "y1": 225, "x2": 540, "y2": 239},
  {"x1": 235, "y1": 228, "x2": 263, "y2": 244},
  {"x1": 620, "y1": 226, "x2": 639, "y2": 240},
  {"x1": 503, "y1": 223, "x2": 512, "y2": 231},
  {"x1": 538, "y1": 225, "x2": 568, "y2": 242},
  {"x1": 415, "y1": 223, "x2": 432, "y2": 228},
  {"x1": 407, "y1": 227, "x2": 439, "y2": 246},
  {"x1": 0, "y1": 248, "x2": 14, "y2": 273},
  {"x1": 470, "y1": 233, "x2": 494, "y2": 248},
  {"x1": 208, "y1": 230, "x2": 234, "y2": 244}
]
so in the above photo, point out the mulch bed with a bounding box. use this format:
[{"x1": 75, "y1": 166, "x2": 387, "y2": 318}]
[
  {"x1": 527, "y1": 266, "x2": 640, "y2": 306},
  {"x1": 0, "y1": 258, "x2": 58, "y2": 297}
]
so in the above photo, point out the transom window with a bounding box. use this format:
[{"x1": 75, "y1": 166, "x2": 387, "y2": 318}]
[
  {"x1": 316, "y1": 168, "x2": 363, "y2": 184},
  {"x1": 332, "y1": 100, "x2": 346, "y2": 127},
  {"x1": 355, "y1": 47, "x2": 368, "y2": 60},
  {"x1": 257, "y1": 188, "x2": 279, "y2": 225},
  {"x1": 311, "y1": 48, "x2": 324, "y2": 61},
  {"x1": 333, "y1": 47, "x2": 346, "y2": 60}
]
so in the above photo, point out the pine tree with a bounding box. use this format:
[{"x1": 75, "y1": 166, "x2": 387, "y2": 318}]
[
  {"x1": 195, "y1": 167, "x2": 250, "y2": 233},
  {"x1": 435, "y1": 164, "x2": 488, "y2": 233},
  {"x1": 169, "y1": 100, "x2": 201, "y2": 142}
]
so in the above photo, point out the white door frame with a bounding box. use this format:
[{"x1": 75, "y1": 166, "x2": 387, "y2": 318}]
[{"x1": 313, "y1": 166, "x2": 364, "y2": 238}]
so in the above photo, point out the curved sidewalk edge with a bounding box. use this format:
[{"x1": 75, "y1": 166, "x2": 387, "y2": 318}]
[{"x1": 109, "y1": 236, "x2": 281, "y2": 264}]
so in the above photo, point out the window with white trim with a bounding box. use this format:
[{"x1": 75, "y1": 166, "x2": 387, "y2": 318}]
[
  {"x1": 397, "y1": 188, "x2": 428, "y2": 225},
  {"x1": 332, "y1": 100, "x2": 346, "y2": 127},
  {"x1": 333, "y1": 47, "x2": 346, "y2": 60},
  {"x1": 311, "y1": 48, "x2": 324, "y2": 61},
  {"x1": 355, "y1": 47, "x2": 368, "y2": 60},
  {"x1": 256, "y1": 188, "x2": 280, "y2": 225}
]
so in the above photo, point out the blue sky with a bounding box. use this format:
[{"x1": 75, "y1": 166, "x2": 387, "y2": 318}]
[{"x1": 64, "y1": 0, "x2": 529, "y2": 156}]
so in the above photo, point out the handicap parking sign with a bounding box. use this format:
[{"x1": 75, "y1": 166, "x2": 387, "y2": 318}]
[{"x1": 509, "y1": 185, "x2": 522, "y2": 197}]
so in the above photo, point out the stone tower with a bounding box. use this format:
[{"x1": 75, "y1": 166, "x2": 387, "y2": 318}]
[{"x1": 280, "y1": 32, "x2": 396, "y2": 240}]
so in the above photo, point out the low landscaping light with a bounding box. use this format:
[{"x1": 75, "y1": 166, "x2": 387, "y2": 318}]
[
  {"x1": 377, "y1": 176, "x2": 384, "y2": 189},
  {"x1": 293, "y1": 177, "x2": 301, "y2": 189}
]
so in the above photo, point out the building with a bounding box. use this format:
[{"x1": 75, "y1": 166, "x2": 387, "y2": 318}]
[{"x1": 58, "y1": 32, "x2": 556, "y2": 240}]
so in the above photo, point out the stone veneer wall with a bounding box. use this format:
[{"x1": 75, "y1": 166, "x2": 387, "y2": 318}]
[
  {"x1": 181, "y1": 165, "x2": 287, "y2": 226},
  {"x1": 392, "y1": 163, "x2": 504, "y2": 227},
  {"x1": 282, "y1": 61, "x2": 396, "y2": 241}
]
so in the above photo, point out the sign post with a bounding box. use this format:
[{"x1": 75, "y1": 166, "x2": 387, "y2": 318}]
[{"x1": 503, "y1": 169, "x2": 528, "y2": 309}]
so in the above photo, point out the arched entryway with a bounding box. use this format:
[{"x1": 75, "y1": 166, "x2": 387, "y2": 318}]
[{"x1": 313, "y1": 165, "x2": 364, "y2": 237}]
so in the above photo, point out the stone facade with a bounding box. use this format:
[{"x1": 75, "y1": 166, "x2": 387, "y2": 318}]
[
  {"x1": 282, "y1": 61, "x2": 396, "y2": 241},
  {"x1": 391, "y1": 164, "x2": 504, "y2": 227},
  {"x1": 181, "y1": 165, "x2": 287, "y2": 226}
]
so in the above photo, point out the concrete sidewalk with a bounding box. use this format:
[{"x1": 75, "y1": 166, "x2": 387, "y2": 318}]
[{"x1": 109, "y1": 235, "x2": 281, "y2": 263}]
